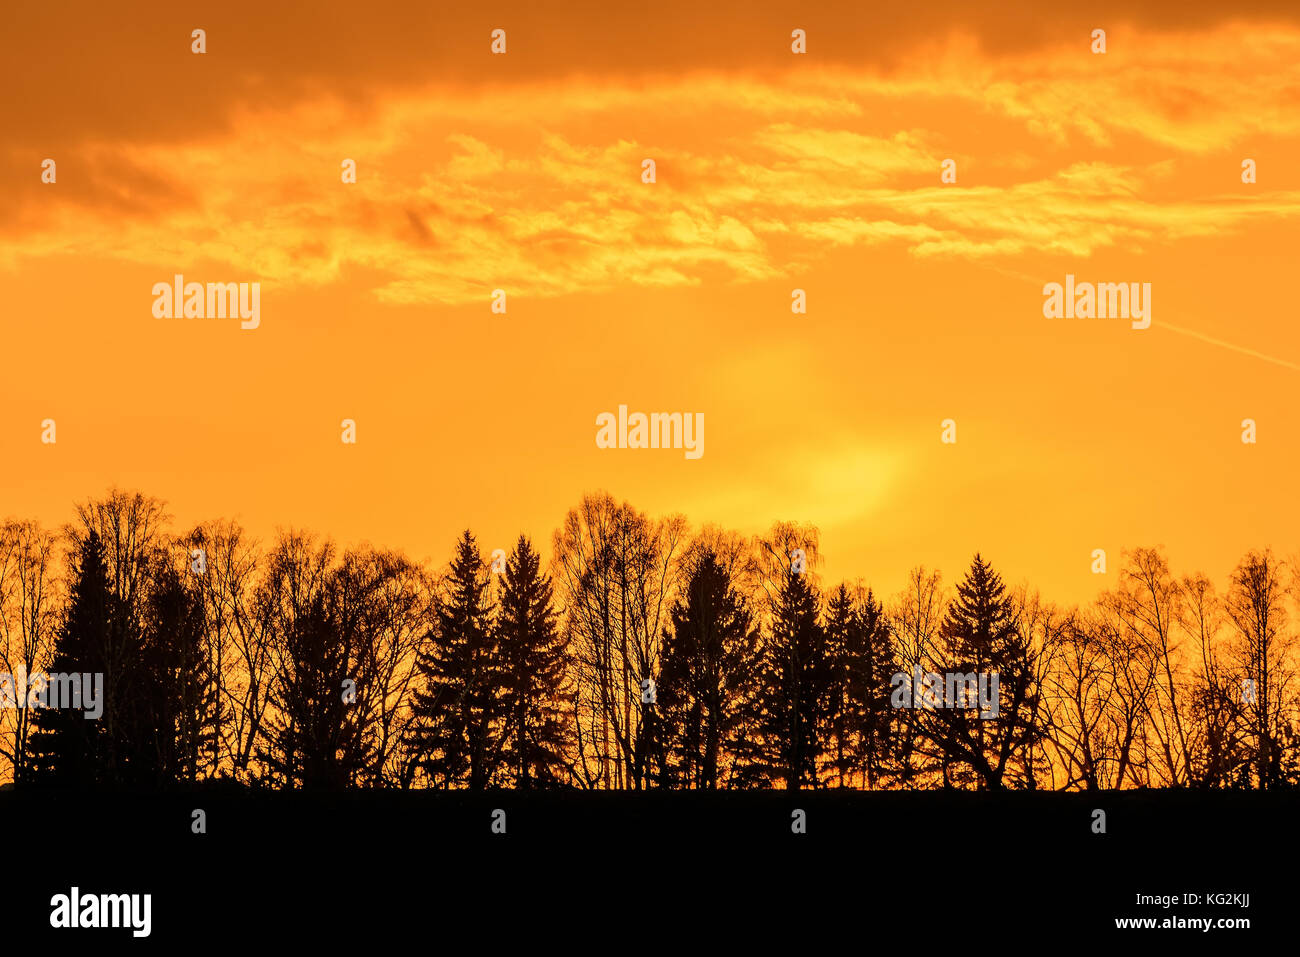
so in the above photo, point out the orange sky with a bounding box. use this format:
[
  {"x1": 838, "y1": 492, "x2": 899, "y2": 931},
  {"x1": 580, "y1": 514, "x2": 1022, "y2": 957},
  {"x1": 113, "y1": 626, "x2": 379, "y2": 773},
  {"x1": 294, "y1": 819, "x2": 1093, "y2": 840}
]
[{"x1": 2, "y1": 1, "x2": 1298, "y2": 606}]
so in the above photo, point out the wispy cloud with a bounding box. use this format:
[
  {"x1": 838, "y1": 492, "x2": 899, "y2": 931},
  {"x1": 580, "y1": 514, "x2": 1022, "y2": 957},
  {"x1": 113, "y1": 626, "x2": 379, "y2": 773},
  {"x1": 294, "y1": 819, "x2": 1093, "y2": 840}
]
[{"x1": 3, "y1": 23, "x2": 1300, "y2": 303}]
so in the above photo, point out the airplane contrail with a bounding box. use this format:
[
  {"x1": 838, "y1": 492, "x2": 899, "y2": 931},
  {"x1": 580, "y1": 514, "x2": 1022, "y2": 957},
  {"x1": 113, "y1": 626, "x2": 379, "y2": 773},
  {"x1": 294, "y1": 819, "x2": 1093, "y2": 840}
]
[
  {"x1": 981, "y1": 261, "x2": 1300, "y2": 372},
  {"x1": 1157, "y1": 321, "x2": 1300, "y2": 373}
]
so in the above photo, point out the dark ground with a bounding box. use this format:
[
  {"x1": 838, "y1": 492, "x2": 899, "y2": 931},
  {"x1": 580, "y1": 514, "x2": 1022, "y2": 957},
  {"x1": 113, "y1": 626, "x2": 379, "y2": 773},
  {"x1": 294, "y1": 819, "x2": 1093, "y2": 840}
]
[{"x1": 3, "y1": 787, "x2": 1289, "y2": 945}]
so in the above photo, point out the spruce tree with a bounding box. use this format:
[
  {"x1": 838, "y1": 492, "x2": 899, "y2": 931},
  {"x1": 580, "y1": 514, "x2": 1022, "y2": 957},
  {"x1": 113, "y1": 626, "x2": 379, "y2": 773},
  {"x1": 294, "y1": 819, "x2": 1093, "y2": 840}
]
[
  {"x1": 142, "y1": 560, "x2": 220, "y2": 785},
  {"x1": 736, "y1": 570, "x2": 827, "y2": 789},
  {"x1": 659, "y1": 549, "x2": 761, "y2": 788},
  {"x1": 495, "y1": 535, "x2": 570, "y2": 789},
  {"x1": 23, "y1": 531, "x2": 112, "y2": 788},
  {"x1": 853, "y1": 589, "x2": 897, "y2": 788},
  {"x1": 260, "y1": 590, "x2": 356, "y2": 789},
  {"x1": 412, "y1": 531, "x2": 501, "y2": 789},
  {"x1": 822, "y1": 587, "x2": 898, "y2": 788},
  {"x1": 931, "y1": 554, "x2": 1039, "y2": 789},
  {"x1": 822, "y1": 585, "x2": 857, "y2": 786}
]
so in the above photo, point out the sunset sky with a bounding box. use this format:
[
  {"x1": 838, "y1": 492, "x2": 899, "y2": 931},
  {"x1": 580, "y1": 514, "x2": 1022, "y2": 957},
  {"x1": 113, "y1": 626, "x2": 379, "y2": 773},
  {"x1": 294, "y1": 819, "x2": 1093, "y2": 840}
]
[{"x1": 2, "y1": 1, "x2": 1298, "y2": 606}]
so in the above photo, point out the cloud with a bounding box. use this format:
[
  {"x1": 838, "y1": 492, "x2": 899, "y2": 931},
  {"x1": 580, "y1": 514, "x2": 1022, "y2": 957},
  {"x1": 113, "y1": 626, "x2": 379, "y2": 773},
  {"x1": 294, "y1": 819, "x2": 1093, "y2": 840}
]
[{"x1": 4, "y1": 21, "x2": 1300, "y2": 301}]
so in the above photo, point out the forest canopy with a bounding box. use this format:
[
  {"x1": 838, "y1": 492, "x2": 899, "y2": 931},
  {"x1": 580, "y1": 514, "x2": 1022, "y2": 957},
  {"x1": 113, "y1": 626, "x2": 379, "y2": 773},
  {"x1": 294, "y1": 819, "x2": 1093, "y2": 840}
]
[{"x1": 2, "y1": 489, "x2": 1297, "y2": 792}]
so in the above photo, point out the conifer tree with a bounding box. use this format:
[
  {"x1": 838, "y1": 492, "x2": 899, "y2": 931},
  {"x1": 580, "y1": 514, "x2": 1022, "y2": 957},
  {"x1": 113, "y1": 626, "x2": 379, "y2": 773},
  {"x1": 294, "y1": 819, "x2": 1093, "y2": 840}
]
[
  {"x1": 23, "y1": 531, "x2": 111, "y2": 788},
  {"x1": 659, "y1": 549, "x2": 762, "y2": 788},
  {"x1": 930, "y1": 554, "x2": 1039, "y2": 789},
  {"x1": 496, "y1": 536, "x2": 571, "y2": 788},
  {"x1": 822, "y1": 586, "x2": 857, "y2": 786},
  {"x1": 824, "y1": 586, "x2": 898, "y2": 788},
  {"x1": 142, "y1": 559, "x2": 220, "y2": 785},
  {"x1": 412, "y1": 531, "x2": 501, "y2": 789},
  {"x1": 852, "y1": 589, "x2": 898, "y2": 788},
  {"x1": 260, "y1": 590, "x2": 357, "y2": 789},
  {"x1": 736, "y1": 569, "x2": 827, "y2": 790}
]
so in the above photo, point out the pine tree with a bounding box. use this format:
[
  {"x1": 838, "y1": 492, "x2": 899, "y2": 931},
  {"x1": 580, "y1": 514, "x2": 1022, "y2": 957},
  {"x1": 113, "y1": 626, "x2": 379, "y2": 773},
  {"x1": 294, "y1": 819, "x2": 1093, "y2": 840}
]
[
  {"x1": 141, "y1": 559, "x2": 220, "y2": 785},
  {"x1": 853, "y1": 589, "x2": 897, "y2": 788},
  {"x1": 412, "y1": 531, "x2": 501, "y2": 789},
  {"x1": 930, "y1": 554, "x2": 1040, "y2": 789},
  {"x1": 736, "y1": 570, "x2": 827, "y2": 790},
  {"x1": 659, "y1": 549, "x2": 762, "y2": 789},
  {"x1": 495, "y1": 535, "x2": 571, "y2": 789},
  {"x1": 23, "y1": 531, "x2": 112, "y2": 788},
  {"x1": 260, "y1": 589, "x2": 356, "y2": 789},
  {"x1": 822, "y1": 586, "x2": 857, "y2": 786},
  {"x1": 821, "y1": 585, "x2": 899, "y2": 788}
]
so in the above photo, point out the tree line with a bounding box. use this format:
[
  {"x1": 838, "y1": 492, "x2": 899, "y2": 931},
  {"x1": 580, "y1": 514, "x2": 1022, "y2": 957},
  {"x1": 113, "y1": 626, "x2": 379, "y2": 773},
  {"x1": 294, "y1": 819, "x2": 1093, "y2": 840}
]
[{"x1": 1, "y1": 489, "x2": 1297, "y2": 791}]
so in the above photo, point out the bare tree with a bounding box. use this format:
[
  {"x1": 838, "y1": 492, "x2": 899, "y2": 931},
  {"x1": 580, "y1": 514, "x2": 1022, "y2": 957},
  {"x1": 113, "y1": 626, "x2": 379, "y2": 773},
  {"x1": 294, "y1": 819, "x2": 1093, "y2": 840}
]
[
  {"x1": 185, "y1": 520, "x2": 270, "y2": 780},
  {"x1": 68, "y1": 490, "x2": 169, "y2": 618},
  {"x1": 1225, "y1": 549, "x2": 1296, "y2": 789},
  {"x1": 256, "y1": 531, "x2": 345, "y2": 788},
  {"x1": 0, "y1": 520, "x2": 60, "y2": 784},
  {"x1": 1103, "y1": 548, "x2": 1190, "y2": 787},
  {"x1": 1181, "y1": 573, "x2": 1249, "y2": 788},
  {"x1": 887, "y1": 566, "x2": 947, "y2": 788},
  {"x1": 337, "y1": 547, "x2": 431, "y2": 787},
  {"x1": 63, "y1": 490, "x2": 170, "y2": 778},
  {"x1": 551, "y1": 493, "x2": 687, "y2": 789},
  {"x1": 1009, "y1": 585, "x2": 1065, "y2": 789},
  {"x1": 747, "y1": 521, "x2": 821, "y2": 616},
  {"x1": 1044, "y1": 609, "x2": 1112, "y2": 790}
]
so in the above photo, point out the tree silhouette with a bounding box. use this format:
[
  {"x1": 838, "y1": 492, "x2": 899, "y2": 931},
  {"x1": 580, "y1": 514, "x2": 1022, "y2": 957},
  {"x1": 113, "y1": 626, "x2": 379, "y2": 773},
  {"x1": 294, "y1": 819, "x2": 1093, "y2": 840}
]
[
  {"x1": 0, "y1": 519, "x2": 59, "y2": 784},
  {"x1": 257, "y1": 534, "x2": 358, "y2": 789},
  {"x1": 412, "y1": 530, "x2": 501, "y2": 789},
  {"x1": 1225, "y1": 549, "x2": 1294, "y2": 789},
  {"x1": 6, "y1": 486, "x2": 1300, "y2": 795},
  {"x1": 658, "y1": 547, "x2": 762, "y2": 789},
  {"x1": 496, "y1": 535, "x2": 572, "y2": 789},
  {"x1": 736, "y1": 568, "x2": 827, "y2": 790},
  {"x1": 926, "y1": 554, "x2": 1042, "y2": 790},
  {"x1": 887, "y1": 566, "x2": 947, "y2": 788},
  {"x1": 260, "y1": 590, "x2": 357, "y2": 789},
  {"x1": 23, "y1": 530, "x2": 111, "y2": 788},
  {"x1": 551, "y1": 494, "x2": 686, "y2": 789},
  {"x1": 823, "y1": 585, "x2": 897, "y2": 788},
  {"x1": 1103, "y1": 548, "x2": 1191, "y2": 787},
  {"x1": 141, "y1": 557, "x2": 220, "y2": 786}
]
